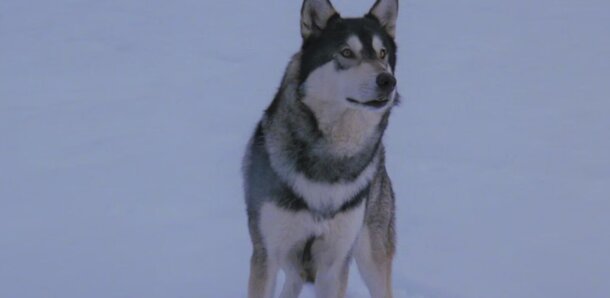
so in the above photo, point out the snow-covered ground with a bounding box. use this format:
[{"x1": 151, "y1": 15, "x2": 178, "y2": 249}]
[{"x1": 1, "y1": 0, "x2": 609, "y2": 297}]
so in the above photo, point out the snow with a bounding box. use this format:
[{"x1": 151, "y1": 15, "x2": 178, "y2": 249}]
[{"x1": 1, "y1": 0, "x2": 609, "y2": 297}]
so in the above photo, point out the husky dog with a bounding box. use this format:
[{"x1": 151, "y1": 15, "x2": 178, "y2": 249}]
[{"x1": 243, "y1": 0, "x2": 399, "y2": 297}]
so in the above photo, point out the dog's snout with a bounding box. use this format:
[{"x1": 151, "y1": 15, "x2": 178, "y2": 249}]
[{"x1": 376, "y1": 73, "x2": 396, "y2": 90}]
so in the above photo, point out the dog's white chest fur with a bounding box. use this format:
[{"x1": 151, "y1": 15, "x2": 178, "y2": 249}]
[{"x1": 259, "y1": 201, "x2": 366, "y2": 257}]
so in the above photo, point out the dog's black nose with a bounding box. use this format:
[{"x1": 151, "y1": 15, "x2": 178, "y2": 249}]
[{"x1": 376, "y1": 73, "x2": 396, "y2": 90}]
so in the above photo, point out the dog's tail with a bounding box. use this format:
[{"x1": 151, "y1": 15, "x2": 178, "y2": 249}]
[{"x1": 300, "y1": 236, "x2": 316, "y2": 283}]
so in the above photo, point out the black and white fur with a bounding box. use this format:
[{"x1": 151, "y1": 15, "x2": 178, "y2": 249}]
[{"x1": 243, "y1": 0, "x2": 399, "y2": 297}]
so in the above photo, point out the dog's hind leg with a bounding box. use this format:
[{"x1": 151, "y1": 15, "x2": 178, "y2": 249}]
[{"x1": 248, "y1": 247, "x2": 278, "y2": 298}]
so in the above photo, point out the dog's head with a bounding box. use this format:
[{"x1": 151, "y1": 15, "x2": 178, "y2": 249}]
[{"x1": 298, "y1": 0, "x2": 399, "y2": 112}]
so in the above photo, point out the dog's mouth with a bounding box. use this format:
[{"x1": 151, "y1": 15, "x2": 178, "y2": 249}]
[{"x1": 346, "y1": 97, "x2": 390, "y2": 108}]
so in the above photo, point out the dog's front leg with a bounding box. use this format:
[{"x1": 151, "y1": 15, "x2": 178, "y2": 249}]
[
  {"x1": 354, "y1": 226, "x2": 394, "y2": 298},
  {"x1": 314, "y1": 256, "x2": 350, "y2": 298},
  {"x1": 248, "y1": 247, "x2": 278, "y2": 298},
  {"x1": 278, "y1": 260, "x2": 305, "y2": 298}
]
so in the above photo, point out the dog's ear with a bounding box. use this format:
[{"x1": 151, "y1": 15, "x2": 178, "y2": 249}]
[
  {"x1": 301, "y1": 0, "x2": 338, "y2": 39},
  {"x1": 367, "y1": 0, "x2": 398, "y2": 37}
]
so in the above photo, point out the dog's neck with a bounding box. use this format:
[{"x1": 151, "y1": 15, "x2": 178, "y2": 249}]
[
  {"x1": 302, "y1": 96, "x2": 385, "y2": 157},
  {"x1": 262, "y1": 54, "x2": 390, "y2": 183},
  {"x1": 263, "y1": 98, "x2": 387, "y2": 184}
]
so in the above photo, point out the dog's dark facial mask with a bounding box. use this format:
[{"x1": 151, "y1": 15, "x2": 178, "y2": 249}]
[
  {"x1": 300, "y1": 17, "x2": 397, "y2": 83},
  {"x1": 298, "y1": 0, "x2": 399, "y2": 110}
]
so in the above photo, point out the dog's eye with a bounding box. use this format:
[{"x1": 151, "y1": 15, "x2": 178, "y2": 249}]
[
  {"x1": 379, "y1": 49, "x2": 387, "y2": 59},
  {"x1": 340, "y1": 48, "x2": 355, "y2": 58}
]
